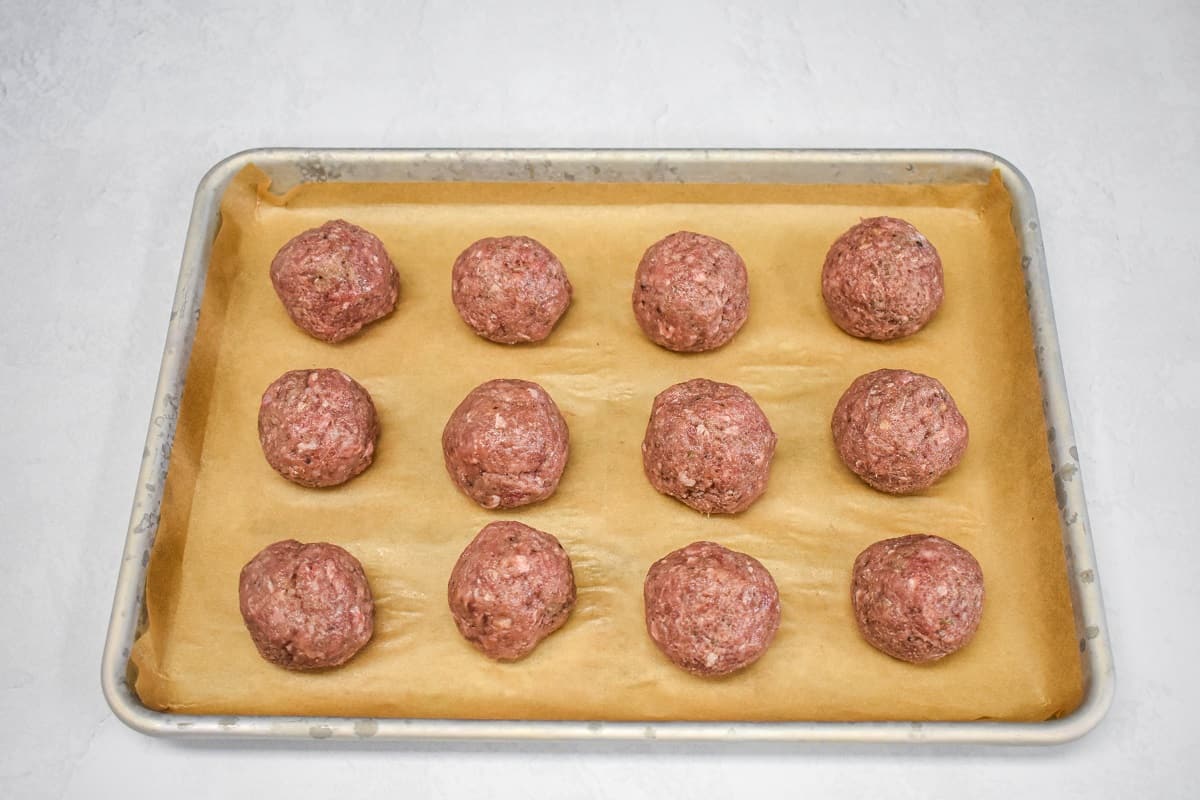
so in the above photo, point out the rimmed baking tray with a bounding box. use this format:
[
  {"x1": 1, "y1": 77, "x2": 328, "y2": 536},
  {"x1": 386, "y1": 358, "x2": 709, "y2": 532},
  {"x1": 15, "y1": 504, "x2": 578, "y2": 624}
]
[{"x1": 102, "y1": 148, "x2": 1113, "y2": 743}]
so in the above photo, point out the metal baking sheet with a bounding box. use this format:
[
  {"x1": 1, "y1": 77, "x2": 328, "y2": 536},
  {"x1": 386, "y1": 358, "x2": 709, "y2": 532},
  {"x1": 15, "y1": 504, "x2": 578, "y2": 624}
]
[{"x1": 101, "y1": 148, "x2": 1113, "y2": 743}]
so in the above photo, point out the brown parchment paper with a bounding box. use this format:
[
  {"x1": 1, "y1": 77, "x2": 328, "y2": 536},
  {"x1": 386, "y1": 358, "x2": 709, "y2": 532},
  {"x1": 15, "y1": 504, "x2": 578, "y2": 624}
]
[{"x1": 130, "y1": 165, "x2": 1084, "y2": 722}]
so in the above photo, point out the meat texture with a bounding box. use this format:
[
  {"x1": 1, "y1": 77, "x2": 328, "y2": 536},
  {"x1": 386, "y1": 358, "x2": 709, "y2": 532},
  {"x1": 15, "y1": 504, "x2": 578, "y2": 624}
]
[
  {"x1": 632, "y1": 231, "x2": 750, "y2": 352},
  {"x1": 270, "y1": 219, "x2": 399, "y2": 343},
  {"x1": 238, "y1": 540, "x2": 375, "y2": 670},
  {"x1": 442, "y1": 379, "x2": 570, "y2": 509},
  {"x1": 851, "y1": 534, "x2": 985, "y2": 663},
  {"x1": 643, "y1": 541, "x2": 781, "y2": 677},
  {"x1": 447, "y1": 521, "x2": 576, "y2": 661},
  {"x1": 641, "y1": 378, "x2": 777, "y2": 514},
  {"x1": 831, "y1": 368, "x2": 968, "y2": 494},
  {"x1": 451, "y1": 236, "x2": 572, "y2": 344},
  {"x1": 258, "y1": 368, "x2": 380, "y2": 488},
  {"x1": 821, "y1": 216, "x2": 944, "y2": 340}
]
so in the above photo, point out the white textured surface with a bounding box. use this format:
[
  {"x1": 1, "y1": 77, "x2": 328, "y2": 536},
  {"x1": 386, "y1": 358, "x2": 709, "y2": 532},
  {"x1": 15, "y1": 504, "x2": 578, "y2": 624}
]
[{"x1": 1, "y1": 0, "x2": 1197, "y2": 796}]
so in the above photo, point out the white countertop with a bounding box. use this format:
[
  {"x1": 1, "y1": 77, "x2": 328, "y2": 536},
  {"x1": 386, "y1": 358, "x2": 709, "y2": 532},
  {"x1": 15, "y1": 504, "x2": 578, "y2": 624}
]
[{"x1": 2, "y1": 1, "x2": 1196, "y2": 796}]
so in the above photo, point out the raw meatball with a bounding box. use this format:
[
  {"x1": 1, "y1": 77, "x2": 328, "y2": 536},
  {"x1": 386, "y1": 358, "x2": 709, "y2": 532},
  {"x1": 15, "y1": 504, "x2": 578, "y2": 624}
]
[
  {"x1": 258, "y1": 368, "x2": 380, "y2": 488},
  {"x1": 643, "y1": 541, "x2": 781, "y2": 677},
  {"x1": 821, "y1": 216, "x2": 944, "y2": 340},
  {"x1": 447, "y1": 521, "x2": 577, "y2": 661},
  {"x1": 632, "y1": 231, "x2": 750, "y2": 352},
  {"x1": 270, "y1": 219, "x2": 399, "y2": 343},
  {"x1": 238, "y1": 540, "x2": 374, "y2": 670},
  {"x1": 451, "y1": 236, "x2": 572, "y2": 344},
  {"x1": 442, "y1": 379, "x2": 570, "y2": 509},
  {"x1": 641, "y1": 379, "x2": 777, "y2": 514},
  {"x1": 831, "y1": 368, "x2": 968, "y2": 494},
  {"x1": 851, "y1": 534, "x2": 984, "y2": 663}
]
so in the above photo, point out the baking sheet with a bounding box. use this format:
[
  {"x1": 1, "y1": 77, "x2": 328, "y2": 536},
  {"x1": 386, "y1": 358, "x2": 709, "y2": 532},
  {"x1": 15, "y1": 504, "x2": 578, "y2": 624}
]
[{"x1": 130, "y1": 164, "x2": 1083, "y2": 722}]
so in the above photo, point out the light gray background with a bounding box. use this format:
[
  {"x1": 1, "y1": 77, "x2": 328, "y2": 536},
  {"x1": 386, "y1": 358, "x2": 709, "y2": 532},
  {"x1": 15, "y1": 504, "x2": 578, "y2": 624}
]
[{"x1": 2, "y1": 0, "x2": 1196, "y2": 797}]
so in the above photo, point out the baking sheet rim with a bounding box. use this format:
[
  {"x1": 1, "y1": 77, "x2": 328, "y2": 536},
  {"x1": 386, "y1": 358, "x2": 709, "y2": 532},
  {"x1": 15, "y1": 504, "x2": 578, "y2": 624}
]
[{"x1": 101, "y1": 147, "x2": 1114, "y2": 743}]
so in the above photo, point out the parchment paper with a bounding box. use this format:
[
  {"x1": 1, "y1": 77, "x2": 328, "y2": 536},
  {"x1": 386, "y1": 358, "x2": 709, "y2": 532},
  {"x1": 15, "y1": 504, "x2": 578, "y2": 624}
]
[{"x1": 130, "y1": 165, "x2": 1083, "y2": 721}]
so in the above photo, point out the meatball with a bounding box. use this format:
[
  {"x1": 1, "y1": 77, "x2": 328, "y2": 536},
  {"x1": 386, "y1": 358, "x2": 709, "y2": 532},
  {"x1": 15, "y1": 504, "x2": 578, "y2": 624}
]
[
  {"x1": 641, "y1": 379, "x2": 777, "y2": 514},
  {"x1": 831, "y1": 369, "x2": 968, "y2": 494},
  {"x1": 643, "y1": 541, "x2": 781, "y2": 677},
  {"x1": 238, "y1": 540, "x2": 374, "y2": 670},
  {"x1": 851, "y1": 534, "x2": 985, "y2": 663},
  {"x1": 447, "y1": 521, "x2": 577, "y2": 661},
  {"x1": 632, "y1": 231, "x2": 750, "y2": 352},
  {"x1": 442, "y1": 379, "x2": 570, "y2": 509},
  {"x1": 821, "y1": 216, "x2": 944, "y2": 340},
  {"x1": 270, "y1": 219, "x2": 399, "y2": 343},
  {"x1": 451, "y1": 236, "x2": 573, "y2": 344},
  {"x1": 258, "y1": 368, "x2": 380, "y2": 488}
]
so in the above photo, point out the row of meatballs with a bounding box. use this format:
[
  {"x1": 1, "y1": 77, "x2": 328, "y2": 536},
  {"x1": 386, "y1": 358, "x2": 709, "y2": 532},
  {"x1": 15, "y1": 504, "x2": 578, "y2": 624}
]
[
  {"x1": 239, "y1": 528, "x2": 984, "y2": 676},
  {"x1": 259, "y1": 367, "x2": 968, "y2": 507},
  {"x1": 270, "y1": 215, "x2": 944, "y2": 350}
]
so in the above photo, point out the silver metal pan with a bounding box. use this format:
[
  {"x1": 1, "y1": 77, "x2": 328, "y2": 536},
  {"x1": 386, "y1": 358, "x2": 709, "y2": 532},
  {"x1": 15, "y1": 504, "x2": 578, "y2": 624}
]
[{"x1": 101, "y1": 149, "x2": 1113, "y2": 743}]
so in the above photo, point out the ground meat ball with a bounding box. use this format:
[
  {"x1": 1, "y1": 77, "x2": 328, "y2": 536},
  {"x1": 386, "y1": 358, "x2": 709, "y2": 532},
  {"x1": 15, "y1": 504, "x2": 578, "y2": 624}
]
[
  {"x1": 643, "y1": 541, "x2": 781, "y2": 677},
  {"x1": 451, "y1": 236, "x2": 573, "y2": 344},
  {"x1": 447, "y1": 521, "x2": 577, "y2": 661},
  {"x1": 632, "y1": 231, "x2": 750, "y2": 352},
  {"x1": 442, "y1": 379, "x2": 570, "y2": 509},
  {"x1": 831, "y1": 369, "x2": 968, "y2": 494},
  {"x1": 641, "y1": 379, "x2": 777, "y2": 514},
  {"x1": 238, "y1": 540, "x2": 374, "y2": 670},
  {"x1": 270, "y1": 219, "x2": 399, "y2": 343},
  {"x1": 258, "y1": 368, "x2": 380, "y2": 488},
  {"x1": 821, "y1": 216, "x2": 944, "y2": 340},
  {"x1": 851, "y1": 534, "x2": 985, "y2": 663}
]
